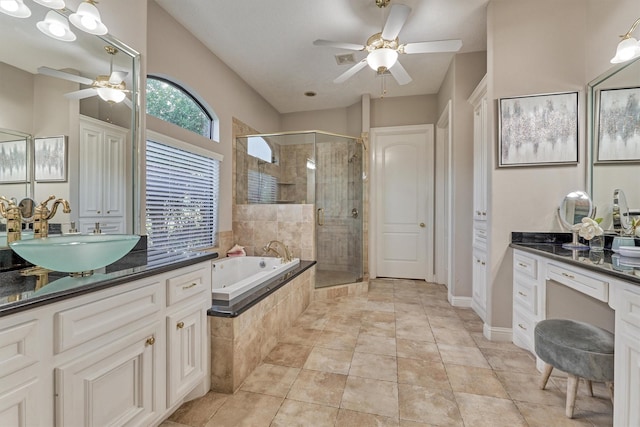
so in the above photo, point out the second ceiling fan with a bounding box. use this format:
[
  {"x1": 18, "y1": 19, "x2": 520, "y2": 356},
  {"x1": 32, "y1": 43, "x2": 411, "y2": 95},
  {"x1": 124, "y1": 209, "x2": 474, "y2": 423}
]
[{"x1": 314, "y1": 1, "x2": 463, "y2": 85}]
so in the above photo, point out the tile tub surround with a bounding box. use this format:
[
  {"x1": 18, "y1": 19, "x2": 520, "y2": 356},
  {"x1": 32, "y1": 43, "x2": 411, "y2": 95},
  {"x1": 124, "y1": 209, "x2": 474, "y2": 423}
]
[{"x1": 209, "y1": 265, "x2": 315, "y2": 393}]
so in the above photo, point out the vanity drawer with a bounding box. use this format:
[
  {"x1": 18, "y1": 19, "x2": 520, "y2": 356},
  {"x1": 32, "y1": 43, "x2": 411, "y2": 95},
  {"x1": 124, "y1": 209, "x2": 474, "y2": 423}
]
[
  {"x1": 54, "y1": 280, "x2": 161, "y2": 354},
  {"x1": 513, "y1": 277, "x2": 538, "y2": 316},
  {"x1": 166, "y1": 265, "x2": 209, "y2": 307},
  {"x1": 619, "y1": 288, "x2": 640, "y2": 332},
  {"x1": 514, "y1": 252, "x2": 538, "y2": 279},
  {"x1": 473, "y1": 227, "x2": 487, "y2": 250},
  {"x1": 547, "y1": 263, "x2": 608, "y2": 303},
  {"x1": 513, "y1": 308, "x2": 536, "y2": 353}
]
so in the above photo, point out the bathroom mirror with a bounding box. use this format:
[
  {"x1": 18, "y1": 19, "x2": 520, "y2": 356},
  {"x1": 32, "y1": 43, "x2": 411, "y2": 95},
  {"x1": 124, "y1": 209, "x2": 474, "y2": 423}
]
[
  {"x1": 589, "y1": 55, "x2": 640, "y2": 226},
  {"x1": 0, "y1": 3, "x2": 139, "y2": 246},
  {"x1": 558, "y1": 190, "x2": 595, "y2": 228},
  {"x1": 613, "y1": 188, "x2": 632, "y2": 233}
]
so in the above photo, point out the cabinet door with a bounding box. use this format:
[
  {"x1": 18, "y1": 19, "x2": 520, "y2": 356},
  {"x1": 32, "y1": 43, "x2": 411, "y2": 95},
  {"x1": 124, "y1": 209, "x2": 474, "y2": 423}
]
[
  {"x1": 0, "y1": 377, "x2": 40, "y2": 427},
  {"x1": 55, "y1": 325, "x2": 160, "y2": 427},
  {"x1": 472, "y1": 249, "x2": 487, "y2": 321},
  {"x1": 103, "y1": 130, "x2": 126, "y2": 218},
  {"x1": 167, "y1": 302, "x2": 206, "y2": 407},
  {"x1": 78, "y1": 122, "x2": 105, "y2": 217}
]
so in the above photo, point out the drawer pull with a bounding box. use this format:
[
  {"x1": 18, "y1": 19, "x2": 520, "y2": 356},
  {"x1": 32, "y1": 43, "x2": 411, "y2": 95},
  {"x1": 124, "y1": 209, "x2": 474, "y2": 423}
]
[
  {"x1": 518, "y1": 263, "x2": 528, "y2": 268},
  {"x1": 518, "y1": 291, "x2": 527, "y2": 297},
  {"x1": 481, "y1": 261, "x2": 486, "y2": 266},
  {"x1": 145, "y1": 336, "x2": 156, "y2": 346},
  {"x1": 177, "y1": 321, "x2": 185, "y2": 329},
  {"x1": 182, "y1": 282, "x2": 198, "y2": 290},
  {"x1": 561, "y1": 272, "x2": 575, "y2": 280},
  {"x1": 518, "y1": 323, "x2": 527, "y2": 330}
]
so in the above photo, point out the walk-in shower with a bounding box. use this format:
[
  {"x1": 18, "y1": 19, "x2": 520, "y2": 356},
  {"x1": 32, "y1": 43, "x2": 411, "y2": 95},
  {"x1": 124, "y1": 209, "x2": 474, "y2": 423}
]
[{"x1": 236, "y1": 131, "x2": 364, "y2": 288}]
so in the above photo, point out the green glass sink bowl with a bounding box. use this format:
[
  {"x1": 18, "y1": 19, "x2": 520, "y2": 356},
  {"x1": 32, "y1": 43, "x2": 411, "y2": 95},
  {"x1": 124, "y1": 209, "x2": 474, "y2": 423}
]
[{"x1": 9, "y1": 234, "x2": 140, "y2": 273}]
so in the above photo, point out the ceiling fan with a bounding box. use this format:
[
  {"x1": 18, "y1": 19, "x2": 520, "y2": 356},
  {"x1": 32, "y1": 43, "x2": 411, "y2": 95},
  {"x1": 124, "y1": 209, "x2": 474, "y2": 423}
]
[
  {"x1": 37, "y1": 45, "x2": 130, "y2": 105},
  {"x1": 313, "y1": 0, "x2": 463, "y2": 85}
]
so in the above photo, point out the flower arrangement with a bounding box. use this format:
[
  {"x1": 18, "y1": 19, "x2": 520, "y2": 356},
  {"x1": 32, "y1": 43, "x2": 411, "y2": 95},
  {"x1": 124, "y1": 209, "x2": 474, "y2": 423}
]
[
  {"x1": 572, "y1": 217, "x2": 604, "y2": 240},
  {"x1": 631, "y1": 218, "x2": 640, "y2": 238}
]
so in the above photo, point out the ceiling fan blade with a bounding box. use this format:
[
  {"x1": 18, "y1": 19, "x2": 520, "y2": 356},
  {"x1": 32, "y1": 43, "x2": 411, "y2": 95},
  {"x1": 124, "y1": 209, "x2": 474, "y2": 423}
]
[
  {"x1": 381, "y1": 4, "x2": 411, "y2": 41},
  {"x1": 37, "y1": 66, "x2": 94, "y2": 86},
  {"x1": 403, "y1": 39, "x2": 463, "y2": 54},
  {"x1": 313, "y1": 39, "x2": 365, "y2": 51},
  {"x1": 64, "y1": 88, "x2": 98, "y2": 100},
  {"x1": 109, "y1": 71, "x2": 128, "y2": 85},
  {"x1": 389, "y1": 61, "x2": 412, "y2": 85},
  {"x1": 333, "y1": 60, "x2": 368, "y2": 84}
]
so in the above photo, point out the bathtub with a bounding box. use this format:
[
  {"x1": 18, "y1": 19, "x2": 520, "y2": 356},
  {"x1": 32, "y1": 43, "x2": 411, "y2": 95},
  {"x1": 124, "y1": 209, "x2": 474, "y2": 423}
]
[{"x1": 212, "y1": 256, "x2": 301, "y2": 301}]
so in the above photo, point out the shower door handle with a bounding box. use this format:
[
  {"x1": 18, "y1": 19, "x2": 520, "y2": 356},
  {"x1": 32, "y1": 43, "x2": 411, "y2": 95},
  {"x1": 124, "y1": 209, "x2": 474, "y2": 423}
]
[{"x1": 317, "y1": 208, "x2": 325, "y2": 226}]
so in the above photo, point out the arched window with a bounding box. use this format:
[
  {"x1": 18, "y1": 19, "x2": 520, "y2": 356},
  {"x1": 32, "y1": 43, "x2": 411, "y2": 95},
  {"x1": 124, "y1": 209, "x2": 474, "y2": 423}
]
[
  {"x1": 146, "y1": 76, "x2": 218, "y2": 140},
  {"x1": 247, "y1": 136, "x2": 273, "y2": 163}
]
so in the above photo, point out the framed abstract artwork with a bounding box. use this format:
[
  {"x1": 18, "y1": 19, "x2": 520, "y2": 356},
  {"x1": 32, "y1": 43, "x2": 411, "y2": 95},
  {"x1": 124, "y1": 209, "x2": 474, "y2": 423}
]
[
  {"x1": 596, "y1": 87, "x2": 640, "y2": 163},
  {"x1": 34, "y1": 136, "x2": 67, "y2": 182},
  {"x1": 499, "y1": 91, "x2": 579, "y2": 167}
]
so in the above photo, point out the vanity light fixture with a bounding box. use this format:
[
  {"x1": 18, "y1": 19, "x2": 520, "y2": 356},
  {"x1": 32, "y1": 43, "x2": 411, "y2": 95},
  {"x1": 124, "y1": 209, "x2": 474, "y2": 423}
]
[
  {"x1": 37, "y1": 10, "x2": 76, "y2": 42},
  {"x1": 69, "y1": 0, "x2": 107, "y2": 35},
  {"x1": 611, "y1": 17, "x2": 640, "y2": 64},
  {"x1": 0, "y1": 0, "x2": 31, "y2": 18},
  {"x1": 33, "y1": 0, "x2": 65, "y2": 9}
]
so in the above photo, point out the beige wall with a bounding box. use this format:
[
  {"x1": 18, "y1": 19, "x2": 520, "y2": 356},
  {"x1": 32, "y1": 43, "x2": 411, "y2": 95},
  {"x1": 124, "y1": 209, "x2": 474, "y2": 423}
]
[
  {"x1": 437, "y1": 52, "x2": 487, "y2": 299},
  {"x1": 485, "y1": 0, "x2": 634, "y2": 329},
  {"x1": 146, "y1": 1, "x2": 281, "y2": 233}
]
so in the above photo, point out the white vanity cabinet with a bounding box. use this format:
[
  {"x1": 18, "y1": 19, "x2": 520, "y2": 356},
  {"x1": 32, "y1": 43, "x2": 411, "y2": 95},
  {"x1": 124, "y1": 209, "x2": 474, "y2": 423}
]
[
  {"x1": 0, "y1": 314, "x2": 41, "y2": 426},
  {"x1": 78, "y1": 115, "x2": 128, "y2": 234},
  {"x1": 512, "y1": 251, "x2": 544, "y2": 353},
  {"x1": 0, "y1": 260, "x2": 212, "y2": 427},
  {"x1": 469, "y1": 75, "x2": 489, "y2": 322}
]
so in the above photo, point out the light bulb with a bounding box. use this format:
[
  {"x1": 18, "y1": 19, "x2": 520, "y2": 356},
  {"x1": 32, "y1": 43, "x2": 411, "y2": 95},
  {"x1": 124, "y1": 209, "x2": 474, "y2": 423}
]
[
  {"x1": 0, "y1": 0, "x2": 18, "y2": 12},
  {"x1": 0, "y1": 0, "x2": 30, "y2": 17},
  {"x1": 37, "y1": 10, "x2": 76, "y2": 41},
  {"x1": 49, "y1": 21, "x2": 65, "y2": 37},
  {"x1": 80, "y1": 14, "x2": 97, "y2": 30},
  {"x1": 69, "y1": 1, "x2": 107, "y2": 35}
]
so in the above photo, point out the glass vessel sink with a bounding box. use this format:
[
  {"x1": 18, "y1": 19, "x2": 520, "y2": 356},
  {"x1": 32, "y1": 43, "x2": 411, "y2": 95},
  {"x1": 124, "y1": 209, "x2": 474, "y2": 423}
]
[
  {"x1": 0, "y1": 231, "x2": 33, "y2": 247},
  {"x1": 9, "y1": 234, "x2": 140, "y2": 275}
]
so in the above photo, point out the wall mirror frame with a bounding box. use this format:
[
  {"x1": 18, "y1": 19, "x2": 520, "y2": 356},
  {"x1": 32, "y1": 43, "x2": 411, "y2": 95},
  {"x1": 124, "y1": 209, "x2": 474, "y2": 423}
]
[
  {"x1": 0, "y1": 2, "x2": 141, "y2": 247},
  {"x1": 588, "y1": 55, "x2": 640, "y2": 229}
]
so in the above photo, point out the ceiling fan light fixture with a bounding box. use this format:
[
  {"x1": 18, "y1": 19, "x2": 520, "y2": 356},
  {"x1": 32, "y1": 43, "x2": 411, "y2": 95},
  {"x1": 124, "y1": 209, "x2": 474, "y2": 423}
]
[
  {"x1": 96, "y1": 87, "x2": 126, "y2": 103},
  {"x1": 33, "y1": 0, "x2": 65, "y2": 9},
  {"x1": 0, "y1": 0, "x2": 31, "y2": 18},
  {"x1": 367, "y1": 48, "x2": 398, "y2": 72},
  {"x1": 69, "y1": 0, "x2": 107, "y2": 35},
  {"x1": 37, "y1": 10, "x2": 76, "y2": 42}
]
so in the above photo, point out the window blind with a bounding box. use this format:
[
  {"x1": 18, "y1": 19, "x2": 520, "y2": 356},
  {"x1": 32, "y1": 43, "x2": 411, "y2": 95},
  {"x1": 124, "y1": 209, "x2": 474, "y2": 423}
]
[
  {"x1": 247, "y1": 169, "x2": 277, "y2": 203},
  {"x1": 145, "y1": 139, "x2": 220, "y2": 264}
]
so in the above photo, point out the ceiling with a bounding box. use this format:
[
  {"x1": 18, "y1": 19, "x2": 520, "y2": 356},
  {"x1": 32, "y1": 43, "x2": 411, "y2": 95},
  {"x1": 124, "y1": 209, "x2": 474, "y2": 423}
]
[{"x1": 154, "y1": 0, "x2": 489, "y2": 114}]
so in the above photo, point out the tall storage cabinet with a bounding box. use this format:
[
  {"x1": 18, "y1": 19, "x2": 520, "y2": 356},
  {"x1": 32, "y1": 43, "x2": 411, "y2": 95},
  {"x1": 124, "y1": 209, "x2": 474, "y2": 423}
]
[
  {"x1": 468, "y1": 75, "x2": 489, "y2": 323},
  {"x1": 78, "y1": 116, "x2": 127, "y2": 234}
]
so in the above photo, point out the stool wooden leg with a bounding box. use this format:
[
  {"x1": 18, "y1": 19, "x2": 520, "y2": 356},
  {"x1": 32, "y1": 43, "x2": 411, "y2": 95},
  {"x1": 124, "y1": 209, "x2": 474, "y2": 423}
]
[
  {"x1": 606, "y1": 382, "x2": 614, "y2": 403},
  {"x1": 586, "y1": 379, "x2": 594, "y2": 397},
  {"x1": 566, "y1": 374, "x2": 579, "y2": 418},
  {"x1": 540, "y1": 363, "x2": 553, "y2": 390}
]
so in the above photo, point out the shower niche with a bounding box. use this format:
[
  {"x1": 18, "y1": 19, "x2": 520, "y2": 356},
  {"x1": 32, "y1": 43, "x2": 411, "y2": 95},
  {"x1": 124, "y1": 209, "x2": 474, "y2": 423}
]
[{"x1": 236, "y1": 131, "x2": 364, "y2": 288}]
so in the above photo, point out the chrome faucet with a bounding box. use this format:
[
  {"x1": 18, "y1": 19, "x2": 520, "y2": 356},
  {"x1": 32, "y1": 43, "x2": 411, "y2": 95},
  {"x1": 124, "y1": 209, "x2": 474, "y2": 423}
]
[
  {"x1": 263, "y1": 240, "x2": 293, "y2": 263},
  {"x1": 34, "y1": 195, "x2": 71, "y2": 238},
  {"x1": 0, "y1": 196, "x2": 22, "y2": 243}
]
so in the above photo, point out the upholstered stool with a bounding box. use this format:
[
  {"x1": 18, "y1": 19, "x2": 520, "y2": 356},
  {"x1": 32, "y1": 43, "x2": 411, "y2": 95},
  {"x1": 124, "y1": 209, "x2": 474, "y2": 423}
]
[{"x1": 534, "y1": 319, "x2": 614, "y2": 418}]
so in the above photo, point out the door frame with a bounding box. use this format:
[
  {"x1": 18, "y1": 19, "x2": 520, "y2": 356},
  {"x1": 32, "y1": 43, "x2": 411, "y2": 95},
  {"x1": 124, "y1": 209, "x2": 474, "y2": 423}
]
[
  {"x1": 436, "y1": 101, "x2": 453, "y2": 289},
  {"x1": 369, "y1": 124, "x2": 435, "y2": 281}
]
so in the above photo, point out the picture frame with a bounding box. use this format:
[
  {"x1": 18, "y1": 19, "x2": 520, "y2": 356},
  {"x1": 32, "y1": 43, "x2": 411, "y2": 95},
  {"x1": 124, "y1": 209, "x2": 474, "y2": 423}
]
[
  {"x1": 596, "y1": 87, "x2": 640, "y2": 163},
  {"x1": 0, "y1": 138, "x2": 28, "y2": 183},
  {"x1": 498, "y1": 91, "x2": 579, "y2": 167},
  {"x1": 34, "y1": 136, "x2": 67, "y2": 182}
]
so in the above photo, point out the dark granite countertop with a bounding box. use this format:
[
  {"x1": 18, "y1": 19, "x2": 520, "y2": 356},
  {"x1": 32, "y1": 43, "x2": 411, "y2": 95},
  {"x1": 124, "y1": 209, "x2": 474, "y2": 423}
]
[
  {"x1": 0, "y1": 242, "x2": 219, "y2": 317},
  {"x1": 510, "y1": 232, "x2": 640, "y2": 286}
]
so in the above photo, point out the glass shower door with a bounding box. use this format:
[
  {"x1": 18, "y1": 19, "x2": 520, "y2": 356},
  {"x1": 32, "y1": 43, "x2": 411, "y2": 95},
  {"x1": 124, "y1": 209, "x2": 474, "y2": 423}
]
[{"x1": 314, "y1": 135, "x2": 363, "y2": 288}]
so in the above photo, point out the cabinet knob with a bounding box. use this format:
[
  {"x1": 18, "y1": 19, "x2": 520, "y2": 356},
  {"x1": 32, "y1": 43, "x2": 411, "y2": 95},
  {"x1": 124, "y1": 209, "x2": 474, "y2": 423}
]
[
  {"x1": 145, "y1": 336, "x2": 156, "y2": 346},
  {"x1": 177, "y1": 321, "x2": 185, "y2": 329},
  {"x1": 107, "y1": 210, "x2": 111, "y2": 214},
  {"x1": 97, "y1": 210, "x2": 101, "y2": 214},
  {"x1": 419, "y1": 223, "x2": 426, "y2": 228}
]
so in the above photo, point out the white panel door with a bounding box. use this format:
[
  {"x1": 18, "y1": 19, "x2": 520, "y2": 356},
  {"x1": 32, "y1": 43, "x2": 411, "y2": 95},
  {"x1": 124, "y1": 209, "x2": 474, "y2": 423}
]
[{"x1": 372, "y1": 125, "x2": 434, "y2": 280}]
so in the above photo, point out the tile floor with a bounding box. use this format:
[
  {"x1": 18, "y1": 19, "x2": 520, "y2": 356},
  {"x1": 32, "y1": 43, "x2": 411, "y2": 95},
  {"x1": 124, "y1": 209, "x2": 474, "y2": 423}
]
[{"x1": 162, "y1": 278, "x2": 613, "y2": 427}]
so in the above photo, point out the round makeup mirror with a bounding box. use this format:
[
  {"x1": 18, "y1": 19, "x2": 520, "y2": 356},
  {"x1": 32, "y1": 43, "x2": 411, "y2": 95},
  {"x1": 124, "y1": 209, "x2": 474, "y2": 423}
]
[
  {"x1": 613, "y1": 188, "x2": 631, "y2": 233},
  {"x1": 558, "y1": 190, "x2": 595, "y2": 229}
]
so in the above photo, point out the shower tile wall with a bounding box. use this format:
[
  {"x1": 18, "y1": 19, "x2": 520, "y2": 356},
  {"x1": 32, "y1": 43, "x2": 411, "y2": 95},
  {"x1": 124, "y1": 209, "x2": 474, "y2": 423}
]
[
  {"x1": 232, "y1": 204, "x2": 315, "y2": 260},
  {"x1": 278, "y1": 143, "x2": 314, "y2": 204}
]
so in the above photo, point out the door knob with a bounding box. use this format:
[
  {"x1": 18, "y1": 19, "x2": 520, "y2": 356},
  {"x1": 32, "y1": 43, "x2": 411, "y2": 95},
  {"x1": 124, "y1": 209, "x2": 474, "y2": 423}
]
[{"x1": 419, "y1": 223, "x2": 425, "y2": 228}]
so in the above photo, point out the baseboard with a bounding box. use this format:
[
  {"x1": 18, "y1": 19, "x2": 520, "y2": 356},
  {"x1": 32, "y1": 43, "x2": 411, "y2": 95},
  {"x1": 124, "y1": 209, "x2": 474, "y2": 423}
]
[
  {"x1": 483, "y1": 324, "x2": 513, "y2": 342},
  {"x1": 448, "y1": 295, "x2": 472, "y2": 308}
]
